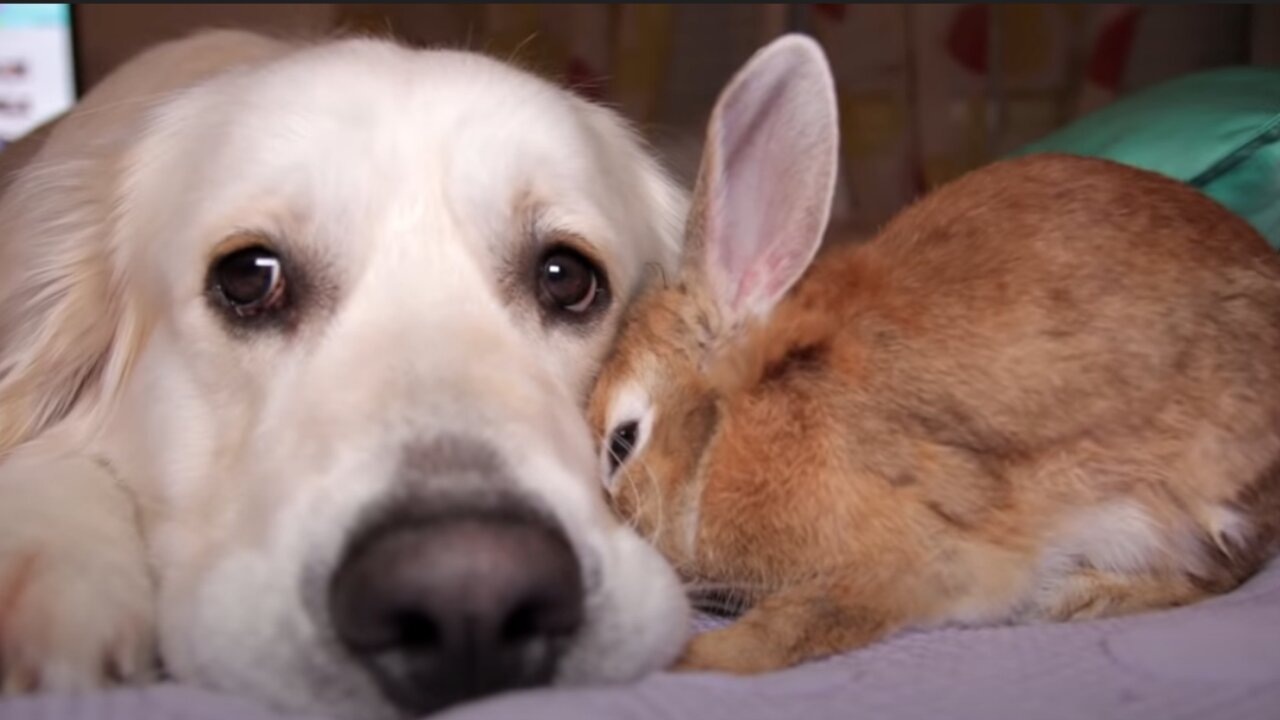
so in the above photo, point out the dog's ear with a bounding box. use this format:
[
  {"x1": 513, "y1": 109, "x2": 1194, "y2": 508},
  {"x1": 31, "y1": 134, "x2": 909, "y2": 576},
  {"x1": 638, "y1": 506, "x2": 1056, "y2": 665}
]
[
  {"x1": 0, "y1": 153, "x2": 139, "y2": 454},
  {"x1": 0, "y1": 30, "x2": 296, "y2": 454}
]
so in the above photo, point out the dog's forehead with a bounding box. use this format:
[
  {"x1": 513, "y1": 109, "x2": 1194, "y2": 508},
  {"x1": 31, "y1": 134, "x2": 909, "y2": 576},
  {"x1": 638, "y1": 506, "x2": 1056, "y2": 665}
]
[
  {"x1": 149, "y1": 42, "x2": 622, "y2": 246},
  {"x1": 121, "y1": 39, "x2": 675, "y2": 312},
  {"x1": 225, "y1": 43, "x2": 597, "y2": 175}
]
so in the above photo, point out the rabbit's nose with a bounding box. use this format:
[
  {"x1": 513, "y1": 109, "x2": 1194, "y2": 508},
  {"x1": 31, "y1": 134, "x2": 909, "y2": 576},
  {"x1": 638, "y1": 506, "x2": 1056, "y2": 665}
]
[{"x1": 328, "y1": 510, "x2": 584, "y2": 716}]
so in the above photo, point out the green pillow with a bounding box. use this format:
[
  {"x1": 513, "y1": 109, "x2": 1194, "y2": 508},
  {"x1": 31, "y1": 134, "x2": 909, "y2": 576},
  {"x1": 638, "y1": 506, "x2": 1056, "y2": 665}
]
[{"x1": 1010, "y1": 67, "x2": 1280, "y2": 248}]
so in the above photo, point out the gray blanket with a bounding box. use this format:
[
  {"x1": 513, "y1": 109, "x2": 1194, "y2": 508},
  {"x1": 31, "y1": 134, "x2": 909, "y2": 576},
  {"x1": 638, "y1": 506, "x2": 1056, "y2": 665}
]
[{"x1": 4, "y1": 559, "x2": 1279, "y2": 720}]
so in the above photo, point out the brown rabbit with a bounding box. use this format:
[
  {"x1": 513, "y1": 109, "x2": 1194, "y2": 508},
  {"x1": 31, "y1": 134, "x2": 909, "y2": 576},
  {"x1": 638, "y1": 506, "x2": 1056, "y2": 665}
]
[{"x1": 587, "y1": 34, "x2": 1280, "y2": 675}]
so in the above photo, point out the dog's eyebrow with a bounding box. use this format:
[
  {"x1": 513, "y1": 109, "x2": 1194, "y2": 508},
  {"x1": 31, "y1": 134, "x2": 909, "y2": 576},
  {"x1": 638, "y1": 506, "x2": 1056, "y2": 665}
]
[
  {"x1": 522, "y1": 196, "x2": 611, "y2": 270},
  {"x1": 540, "y1": 227, "x2": 607, "y2": 274}
]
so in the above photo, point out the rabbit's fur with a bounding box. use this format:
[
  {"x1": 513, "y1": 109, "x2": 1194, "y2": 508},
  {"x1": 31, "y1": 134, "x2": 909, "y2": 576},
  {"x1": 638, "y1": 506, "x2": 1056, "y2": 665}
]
[{"x1": 588, "y1": 35, "x2": 1280, "y2": 673}]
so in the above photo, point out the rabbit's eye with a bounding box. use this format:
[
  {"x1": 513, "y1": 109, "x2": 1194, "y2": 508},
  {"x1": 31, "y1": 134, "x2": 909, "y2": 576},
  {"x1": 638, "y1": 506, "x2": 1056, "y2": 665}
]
[{"x1": 607, "y1": 421, "x2": 639, "y2": 474}]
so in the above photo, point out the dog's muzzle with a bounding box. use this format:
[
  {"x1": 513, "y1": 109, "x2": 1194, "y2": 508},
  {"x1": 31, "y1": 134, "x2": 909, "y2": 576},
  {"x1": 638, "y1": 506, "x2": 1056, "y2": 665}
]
[{"x1": 327, "y1": 437, "x2": 585, "y2": 716}]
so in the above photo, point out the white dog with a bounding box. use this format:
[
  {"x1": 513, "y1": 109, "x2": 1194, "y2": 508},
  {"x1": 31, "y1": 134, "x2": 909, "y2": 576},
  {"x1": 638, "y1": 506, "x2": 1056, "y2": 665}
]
[{"x1": 0, "y1": 29, "x2": 691, "y2": 718}]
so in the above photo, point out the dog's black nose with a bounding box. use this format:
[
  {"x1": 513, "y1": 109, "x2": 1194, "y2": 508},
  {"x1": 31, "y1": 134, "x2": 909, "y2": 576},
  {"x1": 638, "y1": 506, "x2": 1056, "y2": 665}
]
[{"x1": 329, "y1": 511, "x2": 584, "y2": 715}]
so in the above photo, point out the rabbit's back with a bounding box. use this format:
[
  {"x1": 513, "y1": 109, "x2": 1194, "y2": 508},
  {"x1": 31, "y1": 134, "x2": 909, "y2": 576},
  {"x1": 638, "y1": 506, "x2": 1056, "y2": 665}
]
[
  {"x1": 831, "y1": 154, "x2": 1280, "y2": 447},
  {"x1": 756, "y1": 154, "x2": 1280, "y2": 592}
]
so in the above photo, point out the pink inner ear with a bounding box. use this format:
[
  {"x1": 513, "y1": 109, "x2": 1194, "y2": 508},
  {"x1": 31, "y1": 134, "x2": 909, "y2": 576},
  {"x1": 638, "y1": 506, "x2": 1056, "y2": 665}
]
[{"x1": 699, "y1": 36, "x2": 839, "y2": 326}]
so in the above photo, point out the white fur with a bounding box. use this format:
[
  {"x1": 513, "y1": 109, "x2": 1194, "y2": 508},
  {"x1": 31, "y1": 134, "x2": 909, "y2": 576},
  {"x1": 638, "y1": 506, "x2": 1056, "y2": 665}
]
[
  {"x1": 0, "y1": 31, "x2": 690, "y2": 717},
  {"x1": 1022, "y1": 499, "x2": 1167, "y2": 617},
  {"x1": 600, "y1": 379, "x2": 654, "y2": 491},
  {"x1": 1052, "y1": 500, "x2": 1165, "y2": 575},
  {"x1": 1204, "y1": 504, "x2": 1251, "y2": 558}
]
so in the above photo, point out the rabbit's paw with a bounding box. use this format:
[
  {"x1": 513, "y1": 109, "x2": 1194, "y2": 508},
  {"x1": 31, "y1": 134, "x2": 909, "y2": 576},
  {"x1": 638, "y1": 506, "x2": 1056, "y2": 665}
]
[
  {"x1": 673, "y1": 624, "x2": 787, "y2": 674},
  {"x1": 673, "y1": 583, "x2": 899, "y2": 674}
]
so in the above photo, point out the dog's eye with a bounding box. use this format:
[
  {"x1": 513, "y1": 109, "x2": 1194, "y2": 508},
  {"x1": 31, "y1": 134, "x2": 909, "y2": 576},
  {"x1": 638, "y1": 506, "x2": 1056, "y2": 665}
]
[
  {"x1": 212, "y1": 245, "x2": 286, "y2": 317},
  {"x1": 607, "y1": 421, "x2": 639, "y2": 475},
  {"x1": 538, "y1": 247, "x2": 606, "y2": 316}
]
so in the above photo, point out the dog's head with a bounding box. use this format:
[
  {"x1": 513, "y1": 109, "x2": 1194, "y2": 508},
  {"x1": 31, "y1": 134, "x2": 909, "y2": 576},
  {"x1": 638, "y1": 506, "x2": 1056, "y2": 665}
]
[{"x1": 0, "y1": 37, "x2": 690, "y2": 718}]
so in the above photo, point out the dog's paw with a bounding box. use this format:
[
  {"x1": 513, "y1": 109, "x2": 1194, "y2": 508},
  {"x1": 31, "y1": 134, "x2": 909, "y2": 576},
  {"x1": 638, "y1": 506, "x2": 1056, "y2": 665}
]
[
  {"x1": 0, "y1": 452, "x2": 158, "y2": 695},
  {"x1": 0, "y1": 540, "x2": 157, "y2": 694}
]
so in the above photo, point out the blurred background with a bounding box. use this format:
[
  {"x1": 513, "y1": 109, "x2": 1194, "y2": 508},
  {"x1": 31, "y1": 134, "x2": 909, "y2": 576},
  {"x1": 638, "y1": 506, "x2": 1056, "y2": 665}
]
[{"x1": 5, "y1": 4, "x2": 1279, "y2": 233}]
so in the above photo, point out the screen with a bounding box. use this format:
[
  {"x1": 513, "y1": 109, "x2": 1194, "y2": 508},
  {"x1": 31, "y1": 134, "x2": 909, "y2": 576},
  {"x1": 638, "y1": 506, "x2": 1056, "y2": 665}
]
[{"x1": 0, "y1": 3, "x2": 76, "y2": 149}]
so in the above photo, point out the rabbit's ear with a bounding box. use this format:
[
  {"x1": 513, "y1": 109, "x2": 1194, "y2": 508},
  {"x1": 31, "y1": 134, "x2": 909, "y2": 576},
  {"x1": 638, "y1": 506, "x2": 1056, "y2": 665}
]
[{"x1": 684, "y1": 34, "x2": 839, "y2": 328}]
